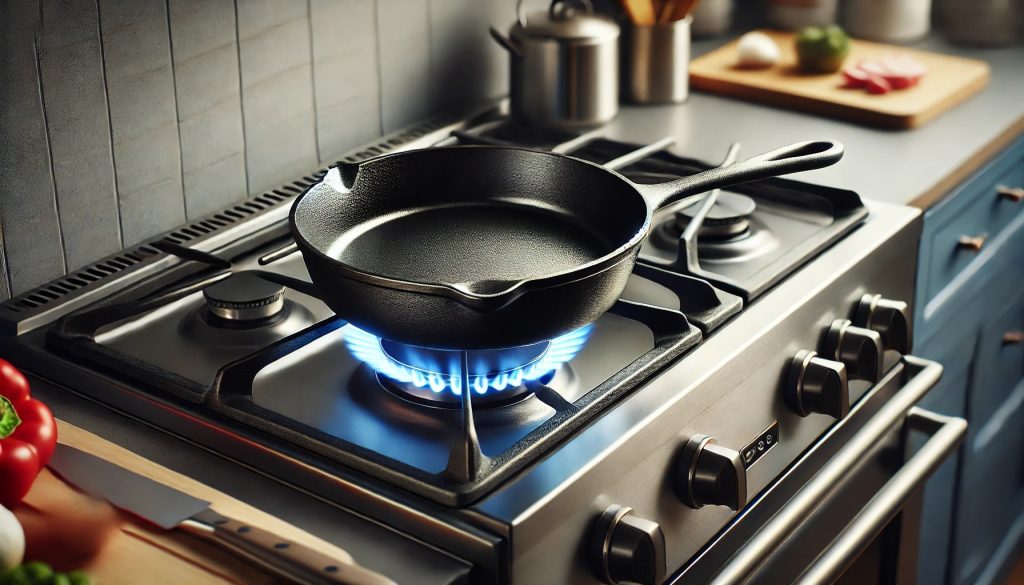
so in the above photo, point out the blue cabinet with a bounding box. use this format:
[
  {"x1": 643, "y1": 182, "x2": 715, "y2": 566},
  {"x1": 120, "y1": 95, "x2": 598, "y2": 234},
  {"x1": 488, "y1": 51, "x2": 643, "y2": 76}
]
[{"x1": 914, "y1": 134, "x2": 1024, "y2": 585}]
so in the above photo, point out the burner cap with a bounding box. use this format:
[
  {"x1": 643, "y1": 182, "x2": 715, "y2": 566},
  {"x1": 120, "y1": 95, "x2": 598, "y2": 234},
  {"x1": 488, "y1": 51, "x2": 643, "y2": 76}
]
[
  {"x1": 203, "y1": 273, "x2": 285, "y2": 322},
  {"x1": 675, "y1": 192, "x2": 757, "y2": 240}
]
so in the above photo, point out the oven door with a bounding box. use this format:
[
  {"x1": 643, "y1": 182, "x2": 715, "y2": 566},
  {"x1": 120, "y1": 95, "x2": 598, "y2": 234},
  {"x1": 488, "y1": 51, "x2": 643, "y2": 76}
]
[{"x1": 672, "y1": 356, "x2": 967, "y2": 585}]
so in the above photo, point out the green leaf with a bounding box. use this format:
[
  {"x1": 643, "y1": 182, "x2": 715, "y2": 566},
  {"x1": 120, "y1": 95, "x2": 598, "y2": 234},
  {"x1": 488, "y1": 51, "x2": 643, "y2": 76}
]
[{"x1": 0, "y1": 396, "x2": 21, "y2": 439}]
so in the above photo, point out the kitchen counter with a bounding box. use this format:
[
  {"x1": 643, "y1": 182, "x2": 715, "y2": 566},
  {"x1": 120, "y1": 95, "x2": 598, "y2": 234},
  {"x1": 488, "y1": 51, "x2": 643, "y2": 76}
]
[
  {"x1": 602, "y1": 35, "x2": 1024, "y2": 209},
  {"x1": 27, "y1": 375, "x2": 472, "y2": 585}
]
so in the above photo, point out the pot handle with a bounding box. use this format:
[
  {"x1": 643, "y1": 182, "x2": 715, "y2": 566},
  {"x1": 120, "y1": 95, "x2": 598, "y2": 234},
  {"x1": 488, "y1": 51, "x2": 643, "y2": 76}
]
[
  {"x1": 632, "y1": 140, "x2": 844, "y2": 212},
  {"x1": 489, "y1": 26, "x2": 523, "y2": 59}
]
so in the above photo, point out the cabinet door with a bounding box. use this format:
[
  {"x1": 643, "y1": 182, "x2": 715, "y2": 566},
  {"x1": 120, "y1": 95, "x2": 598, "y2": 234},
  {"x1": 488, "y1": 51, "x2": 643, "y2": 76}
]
[
  {"x1": 970, "y1": 288, "x2": 1024, "y2": 429},
  {"x1": 953, "y1": 239, "x2": 1024, "y2": 585},
  {"x1": 954, "y1": 382, "x2": 1024, "y2": 585}
]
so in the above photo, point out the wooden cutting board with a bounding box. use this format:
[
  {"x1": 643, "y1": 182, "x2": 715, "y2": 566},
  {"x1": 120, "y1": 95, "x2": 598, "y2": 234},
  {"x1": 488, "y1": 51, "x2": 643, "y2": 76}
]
[
  {"x1": 689, "y1": 29, "x2": 991, "y2": 129},
  {"x1": 13, "y1": 419, "x2": 389, "y2": 585}
]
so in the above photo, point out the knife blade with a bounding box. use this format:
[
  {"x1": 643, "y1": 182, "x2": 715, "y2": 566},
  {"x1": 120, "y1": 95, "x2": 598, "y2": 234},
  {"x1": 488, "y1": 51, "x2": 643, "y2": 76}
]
[{"x1": 49, "y1": 444, "x2": 394, "y2": 585}]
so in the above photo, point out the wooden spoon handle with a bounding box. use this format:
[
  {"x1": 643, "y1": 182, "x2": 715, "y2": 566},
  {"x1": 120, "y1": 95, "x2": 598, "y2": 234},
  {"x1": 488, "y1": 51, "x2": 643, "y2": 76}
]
[
  {"x1": 659, "y1": 0, "x2": 678, "y2": 23},
  {"x1": 621, "y1": 0, "x2": 656, "y2": 25}
]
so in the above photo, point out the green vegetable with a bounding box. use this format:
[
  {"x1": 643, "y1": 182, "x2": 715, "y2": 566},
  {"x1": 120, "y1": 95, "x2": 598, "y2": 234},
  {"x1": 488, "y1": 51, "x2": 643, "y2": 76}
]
[
  {"x1": 18, "y1": 563, "x2": 52, "y2": 584},
  {"x1": 0, "y1": 563, "x2": 91, "y2": 585},
  {"x1": 795, "y1": 25, "x2": 850, "y2": 73}
]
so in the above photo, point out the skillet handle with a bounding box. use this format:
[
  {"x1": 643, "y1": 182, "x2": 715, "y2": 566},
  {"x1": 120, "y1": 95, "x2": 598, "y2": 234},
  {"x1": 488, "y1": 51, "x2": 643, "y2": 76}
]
[{"x1": 632, "y1": 140, "x2": 844, "y2": 211}]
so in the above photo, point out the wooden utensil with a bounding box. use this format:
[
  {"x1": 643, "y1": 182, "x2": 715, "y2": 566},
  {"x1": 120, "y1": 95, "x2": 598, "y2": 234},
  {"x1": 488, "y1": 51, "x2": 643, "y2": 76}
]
[
  {"x1": 688, "y1": 29, "x2": 990, "y2": 129},
  {"x1": 621, "y1": 0, "x2": 656, "y2": 25},
  {"x1": 660, "y1": 0, "x2": 699, "y2": 22}
]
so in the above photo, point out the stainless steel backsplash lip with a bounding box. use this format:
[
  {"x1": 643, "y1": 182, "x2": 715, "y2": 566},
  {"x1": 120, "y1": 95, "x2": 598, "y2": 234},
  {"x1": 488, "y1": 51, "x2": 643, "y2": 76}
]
[{"x1": 0, "y1": 105, "x2": 501, "y2": 336}]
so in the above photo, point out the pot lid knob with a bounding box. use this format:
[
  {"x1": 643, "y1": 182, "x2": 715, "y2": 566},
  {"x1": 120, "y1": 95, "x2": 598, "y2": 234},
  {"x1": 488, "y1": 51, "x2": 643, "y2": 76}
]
[{"x1": 512, "y1": 0, "x2": 619, "y2": 42}]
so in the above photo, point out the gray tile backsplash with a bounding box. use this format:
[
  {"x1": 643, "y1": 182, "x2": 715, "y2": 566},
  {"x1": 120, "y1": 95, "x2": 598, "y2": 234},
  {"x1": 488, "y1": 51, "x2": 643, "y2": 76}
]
[
  {"x1": 169, "y1": 0, "x2": 248, "y2": 220},
  {"x1": 39, "y1": 0, "x2": 121, "y2": 271},
  {"x1": 100, "y1": 0, "x2": 187, "y2": 247},
  {"x1": 0, "y1": 0, "x2": 66, "y2": 295},
  {"x1": 0, "y1": 0, "x2": 508, "y2": 300}
]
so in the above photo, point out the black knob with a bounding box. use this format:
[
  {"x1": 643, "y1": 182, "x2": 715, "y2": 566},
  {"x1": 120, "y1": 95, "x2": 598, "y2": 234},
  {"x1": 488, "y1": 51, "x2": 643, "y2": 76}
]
[
  {"x1": 854, "y1": 294, "x2": 912, "y2": 354},
  {"x1": 592, "y1": 505, "x2": 666, "y2": 585},
  {"x1": 785, "y1": 350, "x2": 849, "y2": 419},
  {"x1": 674, "y1": 435, "x2": 747, "y2": 511},
  {"x1": 822, "y1": 319, "x2": 884, "y2": 383}
]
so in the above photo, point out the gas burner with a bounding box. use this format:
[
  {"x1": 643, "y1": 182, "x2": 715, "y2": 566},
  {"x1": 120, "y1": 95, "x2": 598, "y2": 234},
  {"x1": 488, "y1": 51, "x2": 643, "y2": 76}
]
[
  {"x1": 202, "y1": 273, "x2": 286, "y2": 326},
  {"x1": 343, "y1": 325, "x2": 592, "y2": 408},
  {"x1": 675, "y1": 192, "x2": 757, "y2": 240},
  {"x1": 649, "y1": 217, "x2": 780, "y2": 264}
]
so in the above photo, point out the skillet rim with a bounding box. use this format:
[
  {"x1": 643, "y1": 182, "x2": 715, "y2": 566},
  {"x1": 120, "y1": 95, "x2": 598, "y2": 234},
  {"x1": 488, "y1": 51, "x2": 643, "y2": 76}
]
[{"x1": 288, "y1": 145, "x2": 654, "y2": 308}]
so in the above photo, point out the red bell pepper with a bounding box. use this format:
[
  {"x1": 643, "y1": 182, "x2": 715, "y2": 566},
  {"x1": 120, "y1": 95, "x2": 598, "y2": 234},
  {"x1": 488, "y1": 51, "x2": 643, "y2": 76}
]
[{"x1": 0, "y1": 358, "x2": 57, "y2": 507}]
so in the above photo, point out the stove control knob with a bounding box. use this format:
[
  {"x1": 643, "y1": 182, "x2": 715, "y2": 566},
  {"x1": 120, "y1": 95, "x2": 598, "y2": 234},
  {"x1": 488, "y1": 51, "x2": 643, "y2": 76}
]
[
  {"x1": 674, "y1": 435, "x2": 747, "y2": 511},
  {"x1": 823, "y1": 319, "x2": 884, "y2": 383},
  {"x1": 591, "y1": 505, "x2": 666, "y2": 585},
  {"x1": 786, "y1": 350, "x2": 849, "y2": 419},
  {"x1": 854, "y1": 294, "x2": 912, "y2": 354}
]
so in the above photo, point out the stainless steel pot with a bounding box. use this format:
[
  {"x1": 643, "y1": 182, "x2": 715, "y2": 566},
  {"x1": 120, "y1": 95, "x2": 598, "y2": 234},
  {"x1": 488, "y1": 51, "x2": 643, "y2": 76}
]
[{"x1": 490, "y1": 0, "x2": 619, "y2": 128}]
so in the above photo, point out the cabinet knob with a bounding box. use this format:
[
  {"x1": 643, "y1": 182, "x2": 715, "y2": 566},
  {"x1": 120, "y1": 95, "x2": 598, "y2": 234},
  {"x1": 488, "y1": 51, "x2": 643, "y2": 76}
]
[
  {"x1": 591, "y1": 505, "x2": 666, "y2": 585},
  {"x1": 674, "y1": 435, "x2": 747, "y2": 511},
  {"x1": 854, "y1": 294, "x2": 912, "y2": 354},
  {"x1": 823, "y1": 319, "x2": 884, "y2": 383},
  {"x1": 997, "y1": 185, "x2": 1024, "y2": 203},
  {"x1": 1004, "y1": 331, "x2": 1024, "y2": 345},
  {"x1": 786, "y1": 350, "x2": 849, "y2": 419},
  {"x1": 957, "y1": 234, "x2": 987, "y2": 252}
]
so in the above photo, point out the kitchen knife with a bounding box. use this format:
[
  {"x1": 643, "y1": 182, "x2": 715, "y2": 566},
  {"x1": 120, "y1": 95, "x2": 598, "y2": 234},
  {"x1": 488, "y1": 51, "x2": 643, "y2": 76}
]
[{"x1": 48, "y1": 443, "x2": 394, "y2": 585}]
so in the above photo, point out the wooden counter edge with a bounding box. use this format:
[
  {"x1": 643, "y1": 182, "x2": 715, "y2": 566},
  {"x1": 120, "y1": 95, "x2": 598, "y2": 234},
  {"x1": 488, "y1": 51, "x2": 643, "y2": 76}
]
[{"x1": 910, "y1": 114, "x2": 1024, "y2": 210}]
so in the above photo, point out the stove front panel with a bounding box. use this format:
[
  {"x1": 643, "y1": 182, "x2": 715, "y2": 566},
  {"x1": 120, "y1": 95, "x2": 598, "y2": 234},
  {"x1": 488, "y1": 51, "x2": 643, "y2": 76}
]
[{"x1": 471, "y1": 202, "x2": 922, "y2": 584}]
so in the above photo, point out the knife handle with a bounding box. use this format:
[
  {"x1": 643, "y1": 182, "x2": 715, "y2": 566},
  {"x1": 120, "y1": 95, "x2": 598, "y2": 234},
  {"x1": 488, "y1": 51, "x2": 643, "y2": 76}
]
[{"x1": 180, "y1": 509, "x2": 395, "y2": 585}]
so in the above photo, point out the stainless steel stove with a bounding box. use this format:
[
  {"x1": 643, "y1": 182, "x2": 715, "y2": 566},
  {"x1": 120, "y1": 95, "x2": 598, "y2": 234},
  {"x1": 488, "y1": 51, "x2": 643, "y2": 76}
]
[{"x1": 0, "y1": 108, "x2": 965, "y2": 585}]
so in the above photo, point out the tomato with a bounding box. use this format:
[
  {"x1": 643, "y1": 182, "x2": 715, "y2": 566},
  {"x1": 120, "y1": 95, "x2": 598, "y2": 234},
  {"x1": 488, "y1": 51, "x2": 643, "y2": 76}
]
[
  {"x1": 842, "y1": 66, "x2": 870, "y2": 88},
  {"x1": 866, "y1": 74, "x2": 892, "y2": 95}
]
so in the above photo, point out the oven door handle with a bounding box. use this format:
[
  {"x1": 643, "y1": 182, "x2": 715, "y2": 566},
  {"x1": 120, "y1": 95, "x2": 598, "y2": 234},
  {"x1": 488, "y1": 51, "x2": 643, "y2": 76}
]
[
  {"x1": 709, "y1": 356, "x2": 951, "y2": 585},
  {"x1": 794, "y1": 407, "x2": 966, "y2": 585}
]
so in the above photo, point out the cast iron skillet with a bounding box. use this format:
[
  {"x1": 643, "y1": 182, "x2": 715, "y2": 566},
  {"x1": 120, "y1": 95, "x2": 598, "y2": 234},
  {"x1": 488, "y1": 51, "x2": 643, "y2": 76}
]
[{"x1": 291, "y1": 140, "x2": 843, "y2": 349}]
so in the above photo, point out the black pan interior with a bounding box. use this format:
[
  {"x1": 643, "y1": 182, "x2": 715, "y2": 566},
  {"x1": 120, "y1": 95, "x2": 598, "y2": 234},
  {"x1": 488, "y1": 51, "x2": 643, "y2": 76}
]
[{"x1": 293, "y1": 147, "x2": 648, "y2": 290}]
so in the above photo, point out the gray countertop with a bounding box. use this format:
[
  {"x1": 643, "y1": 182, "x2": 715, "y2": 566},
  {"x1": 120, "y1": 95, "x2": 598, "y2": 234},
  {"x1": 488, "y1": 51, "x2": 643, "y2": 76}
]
[{"x1": 603, "y1": 35, "x2": 1024, "y2": 208}]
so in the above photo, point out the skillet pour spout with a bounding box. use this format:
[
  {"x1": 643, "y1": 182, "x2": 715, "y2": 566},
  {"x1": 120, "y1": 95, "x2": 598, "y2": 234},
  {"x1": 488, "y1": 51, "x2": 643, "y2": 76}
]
[{"x1": 290, "y1": 140, "x2": 843, "y2": 349}]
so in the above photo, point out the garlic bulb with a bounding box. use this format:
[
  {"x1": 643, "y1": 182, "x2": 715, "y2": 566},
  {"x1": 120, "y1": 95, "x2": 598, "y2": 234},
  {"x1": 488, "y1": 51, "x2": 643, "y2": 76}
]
[
  {"x1": 737, "y1": 32, "x2": 780, "y2": 68},
  {"x1": 0, "y1": 504, "x2": 25, "y2": 572}
]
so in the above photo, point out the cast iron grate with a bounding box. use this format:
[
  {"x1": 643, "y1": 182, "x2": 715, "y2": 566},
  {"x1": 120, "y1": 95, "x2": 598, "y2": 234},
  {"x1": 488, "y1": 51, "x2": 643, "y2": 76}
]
[{"x1": 45, "y1": 243, "x2": 708, "y2": 505}]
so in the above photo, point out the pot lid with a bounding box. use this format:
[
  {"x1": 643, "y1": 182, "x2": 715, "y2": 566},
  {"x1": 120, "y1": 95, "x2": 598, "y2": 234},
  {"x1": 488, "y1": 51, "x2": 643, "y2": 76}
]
[{"x1": 512, "y1": 0, "x2": 619, "y2": 43}]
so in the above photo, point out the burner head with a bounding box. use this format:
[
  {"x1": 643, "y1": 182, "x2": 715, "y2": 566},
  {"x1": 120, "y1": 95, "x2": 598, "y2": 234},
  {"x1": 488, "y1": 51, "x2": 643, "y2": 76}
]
[
  {"x1": 675, "y1": 192, "x2": 757, "y2": 240},
  {"x1": 203, "y1": 273, "x2": 286, "y2": 323},
  {"x1": 343, "y1": 325, "x2": 592, "y2": 408}
]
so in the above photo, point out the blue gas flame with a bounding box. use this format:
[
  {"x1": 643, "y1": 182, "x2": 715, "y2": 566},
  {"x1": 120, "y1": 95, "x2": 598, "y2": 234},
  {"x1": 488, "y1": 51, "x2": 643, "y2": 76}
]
[{"x1": 343, "y1": 324, "x2": 593, "y2": 396}]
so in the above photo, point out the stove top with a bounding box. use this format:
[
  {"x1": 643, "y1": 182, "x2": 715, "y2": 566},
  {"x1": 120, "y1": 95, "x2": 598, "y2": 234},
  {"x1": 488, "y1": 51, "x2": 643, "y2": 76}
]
[
  {"x1": 48, "y1": 237, "x2": 736, "y2": 502},
  {"x1": 0, "y1": 106, "x2": 928, "y2": 584},
  {"x1": 35, "y1": 117, "x2": 871, "y2": 506}
]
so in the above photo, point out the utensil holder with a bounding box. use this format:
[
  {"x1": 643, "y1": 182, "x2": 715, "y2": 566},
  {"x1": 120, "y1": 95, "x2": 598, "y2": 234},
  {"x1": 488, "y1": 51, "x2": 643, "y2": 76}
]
[{"x1": 621, "y1": 16, "x2": 692, "y2": 105}]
